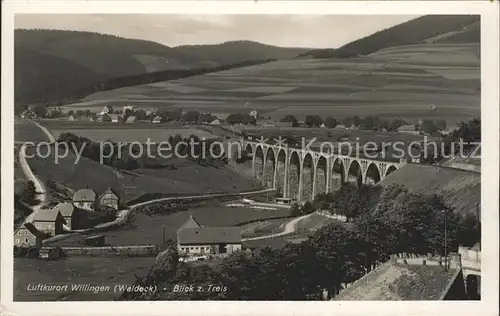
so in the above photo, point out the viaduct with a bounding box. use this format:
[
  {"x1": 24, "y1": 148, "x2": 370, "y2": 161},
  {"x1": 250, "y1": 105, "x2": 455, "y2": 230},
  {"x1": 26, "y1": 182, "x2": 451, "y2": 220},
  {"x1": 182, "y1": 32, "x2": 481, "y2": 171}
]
[{"x1": 241, "y1": 139, "x2": 407, "y2": 202}]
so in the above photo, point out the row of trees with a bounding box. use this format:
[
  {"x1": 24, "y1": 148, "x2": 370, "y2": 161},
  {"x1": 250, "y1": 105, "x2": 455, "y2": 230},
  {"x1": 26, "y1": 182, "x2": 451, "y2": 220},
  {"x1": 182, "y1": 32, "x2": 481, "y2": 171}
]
[
  {"x1": 120, "y1": 183, "x2": 479, "y2": 301},
  {"x1": 281, "y1": 114, "x2": 449, "y2": 133},
  {"x1": 57, "y1": 132, "x2": 228, "y2": 171}
]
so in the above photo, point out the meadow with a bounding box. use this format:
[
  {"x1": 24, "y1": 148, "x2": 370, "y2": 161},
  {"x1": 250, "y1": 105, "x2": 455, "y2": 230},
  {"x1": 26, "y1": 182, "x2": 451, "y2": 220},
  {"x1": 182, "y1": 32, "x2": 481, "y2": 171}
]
[
  {"x1": 47, "y1": 205, "x2": 293, "y2": 247},
  {"x1": 63, "y1": 43, "x2": 480, "y2": 127},
  {"x1": 40, "y1": 120, "x2": 217, "y2": 142},
  {"x1": 26, "y1": 146, "x2": 257, "y2": 203}
]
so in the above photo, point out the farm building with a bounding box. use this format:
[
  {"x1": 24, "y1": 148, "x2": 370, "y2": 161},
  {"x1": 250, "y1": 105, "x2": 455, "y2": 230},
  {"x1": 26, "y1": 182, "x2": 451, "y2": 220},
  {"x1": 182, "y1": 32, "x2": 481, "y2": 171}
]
[
  {"x1": 123, "y1": 105, "x2": 134, "y2": 112},
  {"x1": 125, "y1": 116, "x2": 137, "y2": 124},
  {"x1": 32, "y1": 209, "x2": 66, "y2": 237},
  {"x1": 397, "y1": 124, "x2": 419, "y2": 134},
  {"x1": 209, "y1": 119, "x2": 221, "y2": 125},
  {"x1": 108, "y1": 114, "x2": 121, "y2": 123},
  {"x1": 52, "y1": 202, "x2": 76, "y2": 229},
  {"x1": 176, "y1": 216, "x2": 242, "y2": 256},
  {"x1": 73, "y1": 188, "x2": 97, "y2": 211},
  {"x1": 334, "y1": 124, "x2": 347, "y2": 130},
  {"x1": 99, "y1": 187, "x2": 120, "y2": 210},
  {"x1": 68, "y1": 113, "x2": 78, "y2": 121}
]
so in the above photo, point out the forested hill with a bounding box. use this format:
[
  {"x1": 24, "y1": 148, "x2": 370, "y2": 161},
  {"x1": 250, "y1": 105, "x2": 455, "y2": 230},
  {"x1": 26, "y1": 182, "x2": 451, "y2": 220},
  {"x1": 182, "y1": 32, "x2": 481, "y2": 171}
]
[
  {"x1": 298, "y1": 15, "x2": 480, "y2": 59},
  {"x1": 14, "y1": 30, "x2": 306, "y2": 106},
  {"x1": 175, "y1": 40, "x2": 310, "y2": 65},
  {"x1": 15, "y1": 29, "x2": 209, "y2": 77},
  {"x1": 15, "y1": 47, "x2": 103, "y2": 106}
]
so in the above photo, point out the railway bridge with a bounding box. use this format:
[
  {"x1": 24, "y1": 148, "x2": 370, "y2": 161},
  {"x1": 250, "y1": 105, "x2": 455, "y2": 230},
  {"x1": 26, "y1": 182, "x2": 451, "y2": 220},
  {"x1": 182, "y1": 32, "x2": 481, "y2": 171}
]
[{"x1": 241, "y1": 140, "x2": 407, "y2": 202}]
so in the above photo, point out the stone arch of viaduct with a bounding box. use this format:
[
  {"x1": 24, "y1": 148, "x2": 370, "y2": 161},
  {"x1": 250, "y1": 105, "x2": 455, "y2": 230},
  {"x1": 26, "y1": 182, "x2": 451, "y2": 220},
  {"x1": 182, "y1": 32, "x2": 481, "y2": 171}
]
[{"x1": 242, "y1": 141, "x2": 404, "y2": 202}]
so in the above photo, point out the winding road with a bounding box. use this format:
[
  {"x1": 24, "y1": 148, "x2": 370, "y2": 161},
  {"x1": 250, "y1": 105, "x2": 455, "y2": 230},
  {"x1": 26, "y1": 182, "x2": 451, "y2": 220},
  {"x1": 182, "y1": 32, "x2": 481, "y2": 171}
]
[{"x1": 18, "y1": 120, "x2": 55, "y2": 225}]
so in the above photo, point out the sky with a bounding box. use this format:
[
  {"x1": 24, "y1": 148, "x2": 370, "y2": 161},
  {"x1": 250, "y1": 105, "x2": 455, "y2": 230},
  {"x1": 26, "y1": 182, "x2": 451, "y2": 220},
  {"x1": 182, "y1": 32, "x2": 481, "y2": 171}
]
[{"x1": 15, "y1": 14, "x2": 420, "y2": 48}]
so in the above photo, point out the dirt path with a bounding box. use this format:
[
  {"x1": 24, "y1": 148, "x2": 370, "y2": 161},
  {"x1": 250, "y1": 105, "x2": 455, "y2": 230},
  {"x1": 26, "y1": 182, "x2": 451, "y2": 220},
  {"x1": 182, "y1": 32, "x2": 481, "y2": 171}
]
[
  {"x1": 16, "y1": 120, "x2": 55, "y2": 227},
  {"x1": 18, "y1": 141, "x2": 49, "y2": 225}
]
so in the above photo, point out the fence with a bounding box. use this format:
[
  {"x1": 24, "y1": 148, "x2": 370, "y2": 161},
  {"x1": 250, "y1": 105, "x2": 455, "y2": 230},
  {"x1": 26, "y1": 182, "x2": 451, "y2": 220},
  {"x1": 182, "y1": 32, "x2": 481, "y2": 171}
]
[{"x1": 58, "y1": 245, "x2": 159, "y2": 257}]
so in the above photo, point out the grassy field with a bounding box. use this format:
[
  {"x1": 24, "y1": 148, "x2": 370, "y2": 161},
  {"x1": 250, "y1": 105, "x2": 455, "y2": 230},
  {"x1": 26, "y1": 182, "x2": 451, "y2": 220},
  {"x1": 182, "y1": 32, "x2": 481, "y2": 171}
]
[
  {"x1": 63, "y1": 43, "x2": 480, "y2": 127},
  {"x1": 26, "y1": 145, "x2": 256, "y2": 203},
  {"x1": 48, "y1": 205, "x2": 293, "y2": 247},
  {"x1": 240, "y1": 217, "x2": 291, "y2": 238},
  {"x1": 14, "y1": 119, "x2": 49, "y2": 143},
  {"x1": 379, "y1": 164, "x2": 480, "y2": 215},
  {"x1": 14, "y1": 256, "x2": 156, "y2": 301},
  {"x1": 39, "y1": 120, "x2": 218, "y2": 142},
  {"x1": 50, "y1": 128, "x2": 216, "y2": 143}
]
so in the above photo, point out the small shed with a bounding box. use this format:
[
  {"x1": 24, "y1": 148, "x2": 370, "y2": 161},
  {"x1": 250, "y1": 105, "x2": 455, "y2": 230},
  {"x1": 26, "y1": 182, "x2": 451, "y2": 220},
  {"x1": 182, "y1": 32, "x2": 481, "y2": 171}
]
[
  {"x1": 84, "y1": 235, "x2": 106, "y2": 247},
  {"x1": 39, "y1": 247, "x2": 63, "y2": 260}
]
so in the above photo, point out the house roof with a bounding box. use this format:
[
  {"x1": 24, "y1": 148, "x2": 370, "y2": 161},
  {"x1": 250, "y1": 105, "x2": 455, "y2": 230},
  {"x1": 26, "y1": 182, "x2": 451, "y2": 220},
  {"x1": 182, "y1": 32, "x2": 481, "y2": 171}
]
[
  {"x1": 178, "y1": 215, "x2": 202, "y2": 230},
  {"x1": 99, "y1": 187, "x2": 119, "y2": 199},
  {"x1": 177, "y1": 227, "x2": 241, "y2": 245},
  {"x1": 33, "y1": 209, "x2": 65, "y2": 223},
  {"x1": 333, "y1": 262, "x2": 457, "y2": 300},
  {"x1": 73, "y1": 189, "x2": 96, "y2": 202},
  {"x1": 52, "y1": 202, "x2": 75, "y2": 217}
]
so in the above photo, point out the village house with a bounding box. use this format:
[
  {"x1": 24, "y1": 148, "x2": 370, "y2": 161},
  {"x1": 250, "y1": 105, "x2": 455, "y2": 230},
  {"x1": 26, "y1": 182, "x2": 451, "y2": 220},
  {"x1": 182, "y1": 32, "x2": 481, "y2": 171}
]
[
  {"x1": 52, "y1": 202, "x2": 75, "y2": 230},
  {"x1": 20, "y1": 110, "x2": 37, "y2": 119},
  {"x1": 125, "y1": 116, "x2": 137, "y2": 124},
  {"x1": 123, "y1": 105, "x2": 134, "y2": 112},
  {"x1": 14, "y1": 223, "x2": 44, "y2": 248},
  {"x1": 99, "y1": 187, "x2": 120, "y2": 210},
  {"x1": 99, "y1": 105, "x2": 113, "y2": 115},
  {"x1": 334, "y1": 124, "x2": 347, "y2": 130},
  {"x1": 209, "y1": 118, "x2": 221, "y2": 125},
  {"x1": 108, "y1": 114, "x2": 121, "y2": 123},
  {"x1": 152, "y1": 115, "x2": 163, "y2": 124},
  {"x1": 32, "y1": 209, "x2": 66, "y2": 237},
  {"x1": 73, "y1": 188, "x2": 97, "y2": 211},
  {"x1": 97, "y1": 113, "x2": 111, "y2": 122},
  {"x1": 176, "y1": 216, "x2": 242, "y2": 256},
  {"x1": 68, "y1": 113, "x2": 78, "y2": 121}
]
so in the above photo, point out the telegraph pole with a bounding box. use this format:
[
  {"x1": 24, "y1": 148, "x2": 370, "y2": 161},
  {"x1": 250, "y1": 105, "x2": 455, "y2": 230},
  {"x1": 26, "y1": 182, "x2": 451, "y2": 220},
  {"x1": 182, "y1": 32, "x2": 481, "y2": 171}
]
[{"x1": 444, "y1": 209, "x2": 448, "y2": 271}]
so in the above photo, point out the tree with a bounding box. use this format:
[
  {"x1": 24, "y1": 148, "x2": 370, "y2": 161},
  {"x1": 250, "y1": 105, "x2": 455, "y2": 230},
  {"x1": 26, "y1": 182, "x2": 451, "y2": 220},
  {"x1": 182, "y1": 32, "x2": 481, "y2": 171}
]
[
  {"x1": 280, "y1": 115, "x2": 298, "y2": 127},
  {"x1": 183, "y1": 110, "x2": 200, "y2": 123},
  {"x1": 305, "y1": 115, "x2": 322, "y2": 128},
  {"x1": 22, "y1": 180, "x2": 37, "y2": 205},
  {"x1": 324, "y1": 116, "x2": 337, "y2": 128},
  {"x1": 135, "y1": 109, "x2": 147, "y2": 121},
  {"x1": 420, "y1": 120, "x2": 436, "y2": 134},
  {"x1": 388, "y1": 118, "x2": 405, "y2": 131},
  {"x1": 435, "y1": 119, "x2": 447, "y2": 131},
  {"x1": 31, "y1": 104, "x2": 47, "y2": 117}
]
